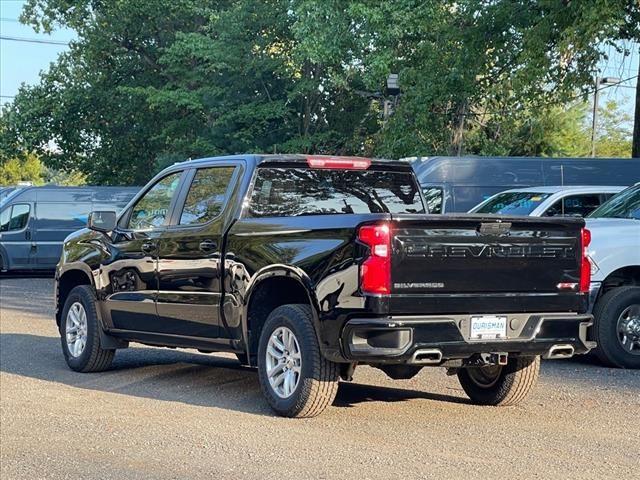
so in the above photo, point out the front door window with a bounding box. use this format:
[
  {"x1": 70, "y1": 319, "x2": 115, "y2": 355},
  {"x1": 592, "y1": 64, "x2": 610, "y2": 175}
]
[
  {"x1": 0, "y1": 204, "x2": 30, "y2": 232},
  {"x1": 128, "y1": 172, "x2": 182, "y2": 230}
]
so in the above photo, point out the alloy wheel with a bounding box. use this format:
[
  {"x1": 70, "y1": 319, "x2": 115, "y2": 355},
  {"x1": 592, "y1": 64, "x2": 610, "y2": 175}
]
[
  {"x1": 617, "y1": 304, "x2": 640, "y2": 355},
  {"x1": 265, "y1": 326, "x2": 302, "y2": 398},
  {"x1": 65, "y1": 302, "x2": 88, "y2": 358}
]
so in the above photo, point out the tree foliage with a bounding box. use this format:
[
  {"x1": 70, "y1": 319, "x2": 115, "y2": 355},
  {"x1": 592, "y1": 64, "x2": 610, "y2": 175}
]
[
  {"x1": 1, "y1": 0, "x2": 638, "y2": 185},
  {"x1": 0, "y1": 153, "x2": 44, "y2": 186}
]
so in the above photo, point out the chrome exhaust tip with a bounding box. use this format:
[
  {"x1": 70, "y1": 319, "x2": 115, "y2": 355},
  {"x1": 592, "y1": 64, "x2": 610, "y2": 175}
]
[
  {"x1": 544, "y1": 344, "x2": 575, "y2": 360},
  {"x1": 411, "y1": 349, "x2": 443, "y2": 364}
]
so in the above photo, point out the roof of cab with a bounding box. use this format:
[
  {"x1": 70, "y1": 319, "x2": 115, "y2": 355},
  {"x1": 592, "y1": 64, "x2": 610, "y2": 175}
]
[{"x1": 167, "y1": 154, "x2": 411, "y2": 170}]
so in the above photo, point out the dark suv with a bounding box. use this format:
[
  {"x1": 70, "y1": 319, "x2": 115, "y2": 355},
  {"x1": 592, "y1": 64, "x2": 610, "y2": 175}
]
[{"x1": 55, "y1": 155, "x2": 594, "y2": 417}]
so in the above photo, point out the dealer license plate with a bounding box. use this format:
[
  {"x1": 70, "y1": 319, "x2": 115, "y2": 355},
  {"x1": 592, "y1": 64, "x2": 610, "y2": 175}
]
[{"x1": 470, "y1": 316, "x2": 507, "y2": 340}]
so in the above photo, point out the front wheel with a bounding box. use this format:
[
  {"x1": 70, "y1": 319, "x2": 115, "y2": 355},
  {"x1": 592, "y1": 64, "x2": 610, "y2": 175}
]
[
  {"x1": 457, "y1": 356, "x2": 540, "y2": 406},
  {"x1": 60, "y1": 285, "x2": 115, "y2": 372},
  {"x1": 257, "y1": 304, "x2": 339, "y2": 418}
]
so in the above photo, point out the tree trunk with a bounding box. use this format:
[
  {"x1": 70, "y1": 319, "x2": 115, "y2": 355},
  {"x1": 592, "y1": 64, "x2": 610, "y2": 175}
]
[
  {"x1": 450, "y1": 101, "x2": 467, "y2": 156},
  {"x1": 633, "y1": 55, "x2": 640, "y2": 158}
]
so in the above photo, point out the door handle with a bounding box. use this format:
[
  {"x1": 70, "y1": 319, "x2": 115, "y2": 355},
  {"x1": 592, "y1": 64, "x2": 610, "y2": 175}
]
[
  {"x1": 25, "y1": 230, "x2": 31, "y2": 240},
  {"x1": 199, "y1": 240, "x2": 217, "y2": 252},
  {"x1": 141, "y1": 242, "x2": 157, "y2": 255}
]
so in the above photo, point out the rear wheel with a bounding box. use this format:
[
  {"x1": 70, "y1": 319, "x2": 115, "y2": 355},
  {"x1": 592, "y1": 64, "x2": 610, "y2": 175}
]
[
  {"x1": 60, "y1": 285, "x2": 115, "y2": 372},
  {"x1": 257, "y1": 304, "x2": 339, "y2": 418},
  {"x1": 457, "y1": 356, "x2": 540, "y2": 406},
  {"x1": 592, "y1": 286, "x2": 640, "y2": 369}
]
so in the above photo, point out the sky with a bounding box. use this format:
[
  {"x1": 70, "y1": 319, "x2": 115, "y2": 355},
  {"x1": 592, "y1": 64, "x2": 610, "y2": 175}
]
[
  {"x1": 0, "y1": 0, "x2": 638, "y2": 120},
  {"x1": 0, "y1": 0, "x2": 75, "y2": 103}
]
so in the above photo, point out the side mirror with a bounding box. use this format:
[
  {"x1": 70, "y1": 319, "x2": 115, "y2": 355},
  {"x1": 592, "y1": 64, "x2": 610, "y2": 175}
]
[{"x1": 88, "y1": 211, "x2": 117, "y2": 233}]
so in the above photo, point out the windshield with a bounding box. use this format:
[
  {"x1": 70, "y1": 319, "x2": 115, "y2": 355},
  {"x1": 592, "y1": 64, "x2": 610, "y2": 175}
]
[
  {"x1": 0, "y1": 188, "x2": 19, "y2": 208},
  {"x1": 588, "y1": 185, "x2": 640, "y2": 220},
  {"x1": 473, "y1": 192, "x2": 552, "y2": 215},
  {"x1": 248, "y1": 167, "x2": 425, "y2": 217}
]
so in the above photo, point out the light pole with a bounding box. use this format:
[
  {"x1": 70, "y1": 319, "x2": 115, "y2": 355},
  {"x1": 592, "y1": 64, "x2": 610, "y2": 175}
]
[
  {"x1": 591, "y1": 76, "x2": 621, "y2": 157},
  {"x1": 353, "y1": 73, "x2": 400, "y2": 124},
  {"x1": 383, "y1": 73, "x2": 400, "y2": 124}
]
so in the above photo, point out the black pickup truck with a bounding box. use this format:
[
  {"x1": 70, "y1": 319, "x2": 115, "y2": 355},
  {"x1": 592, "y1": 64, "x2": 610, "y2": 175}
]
[{"x1": 55, "y1": 154, "x2": 594, "y2": 417}]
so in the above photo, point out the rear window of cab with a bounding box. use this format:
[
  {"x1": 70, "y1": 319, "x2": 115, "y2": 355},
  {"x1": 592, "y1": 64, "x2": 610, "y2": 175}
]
[{"x1": 247, "y1": 166, "x2": 425, "y2": 217}]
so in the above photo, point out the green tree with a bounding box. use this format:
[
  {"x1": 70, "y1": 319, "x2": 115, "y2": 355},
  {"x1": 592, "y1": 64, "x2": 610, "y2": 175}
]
[
  {"x1": 463, "y1": 99, "x2": 633, "y2": 158},
  {"x1": 0, "y1": 152, "x2": 45, "y2": 185},
  {"x1": 8, "y1": 0, "x2": 378, "y2": 184},
  {"x1": 344, "y1": 0, "x2": 639, "y2": 157},
  {"x1": 593, "y1": 100, "x2": 634, "y2": 157},
  {"x1": 3, "y1": 0, "x2": 638, "y2": 186},
  {"x1": 44, "y1": 167, "x2": 87, "y2": 186}
]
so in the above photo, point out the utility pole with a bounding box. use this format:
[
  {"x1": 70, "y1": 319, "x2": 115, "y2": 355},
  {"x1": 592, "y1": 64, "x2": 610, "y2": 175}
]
[
  {"x1": 383, "y1": 73, "x2": 400, "y2": 126},
  {"x1": 590, "y1": 76, "x2": 601, "y2": 158},
  {"x1": 633, "y1": 55, "x2": 640, "y2": 158}
]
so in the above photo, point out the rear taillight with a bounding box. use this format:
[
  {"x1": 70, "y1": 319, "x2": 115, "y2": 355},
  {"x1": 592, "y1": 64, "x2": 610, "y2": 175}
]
[
  {"x1": 358, "y1": 224, "x2": 391, "y2": 295},
  {"x1": 580, "y1": 228, "x2": 591, "y2": 293},
  {"x1": 307, "y1": 155, "x2": 371, "y2": 170}
]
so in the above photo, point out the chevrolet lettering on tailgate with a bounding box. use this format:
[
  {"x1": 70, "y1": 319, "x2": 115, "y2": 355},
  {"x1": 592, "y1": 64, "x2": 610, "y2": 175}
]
[{"x1": 404, "y1": 243, "x2": 575, "y2": 259}]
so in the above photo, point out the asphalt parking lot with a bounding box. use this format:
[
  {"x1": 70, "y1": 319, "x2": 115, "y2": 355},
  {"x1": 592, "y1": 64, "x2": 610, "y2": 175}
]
[{"x1": 0, "y1": 277, "x2": 638, "y2": 480}]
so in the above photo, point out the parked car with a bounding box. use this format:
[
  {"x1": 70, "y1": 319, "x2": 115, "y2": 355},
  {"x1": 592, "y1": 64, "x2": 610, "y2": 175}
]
[
  {"x1": 410, "y1": 156, "x2": 640, "y2": 213},
  {"x1": 55, "y1": 154, "x2": 594, "y2": 417},
  {"x1": 0, "y1": 185, "x2": 139, "y2": 271},
  {"x1": 469, "y1": 186, "x2": 625, "y2": 217},
  {"x1": 585, "y1": 184, "x2": 640, "y2": 369}
]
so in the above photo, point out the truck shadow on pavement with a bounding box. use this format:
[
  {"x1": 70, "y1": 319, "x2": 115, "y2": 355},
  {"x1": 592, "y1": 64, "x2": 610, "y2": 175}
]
[{"x1": 0, "y1": 333, "x2": 467, "y2": 416}]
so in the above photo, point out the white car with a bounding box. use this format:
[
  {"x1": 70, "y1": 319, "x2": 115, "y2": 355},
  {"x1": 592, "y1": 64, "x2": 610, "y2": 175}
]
[
  {"x1": 586, "y1": 184, "x2": 640, "y2": 369},
  {"x1": 470, "y1": 185, "x2": 625, "y2": 217}
]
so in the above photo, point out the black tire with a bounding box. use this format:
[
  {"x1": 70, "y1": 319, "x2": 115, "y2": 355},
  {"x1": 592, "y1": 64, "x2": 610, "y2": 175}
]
[
  {"x1": 592, "y1": 286, "x2": 640, "y2": 369},
  {"x1": 257, "y1": 304, "x2": 339, "y2": 418},
  {"x1": 457, "y1": 356, "x2": 540, "y2": 406},
  {"x1": 60, "y1": 285, "x2": 115, "y2": 372}
]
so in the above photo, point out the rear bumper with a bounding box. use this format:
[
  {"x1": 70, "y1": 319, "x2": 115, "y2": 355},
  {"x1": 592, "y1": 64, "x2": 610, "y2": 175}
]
[{"x1": 341, "y1": 313, "x2": 595, "y2": 364}]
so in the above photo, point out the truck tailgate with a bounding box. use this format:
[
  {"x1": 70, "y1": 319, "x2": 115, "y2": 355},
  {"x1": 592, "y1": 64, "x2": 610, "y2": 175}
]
[{"x1": 389, "y1": 214, "x2": 587, "y2": 314}]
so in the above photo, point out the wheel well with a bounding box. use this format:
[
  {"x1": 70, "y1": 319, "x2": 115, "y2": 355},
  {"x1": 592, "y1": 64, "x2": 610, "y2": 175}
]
[
  {"x1": 56, "y1": 269, "x2": 92, "y2": 325},
  {"x1": 600, "y1": 266, "x2": 640, "y2": 297},
  {"x1": 246, "y1": 276, "x2": 312, "y2": 359}
]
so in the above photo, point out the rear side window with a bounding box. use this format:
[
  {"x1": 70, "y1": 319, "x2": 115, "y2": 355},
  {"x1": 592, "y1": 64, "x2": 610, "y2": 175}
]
[
  {"x1": 179, "y1": 167, "x2": 236, "y2": 225},
  {"x1": 247, "y1": 167, "x2": 424, "y2": 217},
  {"x1": 545, "y1": 194, "x2": 602, "y2": 217},
  {"x1": 0, "y1": 204, "x2": 30, "y2": 232},
  {"x1": 474, "y1": 192, "x2": 551, "y2": 215},
  {"x1": 422, "y1": 187, "x2": 443, "y2": 214}
]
